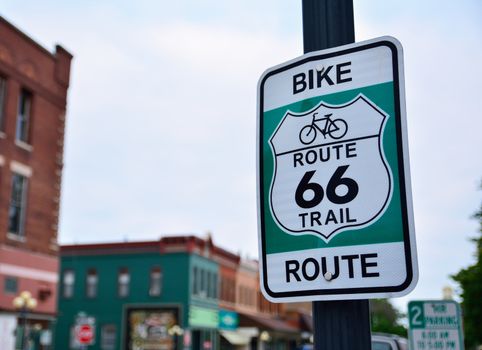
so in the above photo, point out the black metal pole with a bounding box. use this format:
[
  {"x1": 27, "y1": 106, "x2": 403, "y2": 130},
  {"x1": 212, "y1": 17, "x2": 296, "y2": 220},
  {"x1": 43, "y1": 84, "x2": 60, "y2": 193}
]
[
  {"x1": 21, "y1": 309, "x2": 27, "y2": 350},
  {"x1": 302, "y1": 1, "x2": 372, "y2": 349},
  {"x1": 302, "y1": 0, "x2": 354, "y2": 53}
]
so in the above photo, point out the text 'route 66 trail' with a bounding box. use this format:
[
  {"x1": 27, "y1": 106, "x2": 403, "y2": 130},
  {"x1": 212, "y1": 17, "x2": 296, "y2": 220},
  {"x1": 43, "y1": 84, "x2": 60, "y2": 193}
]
[{"x1": 269, "y1": 94, "x2": 391, "y2": 242}]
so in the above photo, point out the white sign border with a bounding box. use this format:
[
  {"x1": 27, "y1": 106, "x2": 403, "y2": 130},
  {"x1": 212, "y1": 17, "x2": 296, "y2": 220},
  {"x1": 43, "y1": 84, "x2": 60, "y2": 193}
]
[{"x1": 256, "y1": 36, "x2": 418, "y2": 302}]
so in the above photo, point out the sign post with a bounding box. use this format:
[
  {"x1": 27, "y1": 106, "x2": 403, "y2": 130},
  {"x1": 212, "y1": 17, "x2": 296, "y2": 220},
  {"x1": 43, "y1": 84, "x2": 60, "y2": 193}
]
[
  {"x1": 256, "y1": 1, "x2": 417, "y2": 349},
  {"x1": 408, "y1": 300, "x2": 464, "y2": 350}
]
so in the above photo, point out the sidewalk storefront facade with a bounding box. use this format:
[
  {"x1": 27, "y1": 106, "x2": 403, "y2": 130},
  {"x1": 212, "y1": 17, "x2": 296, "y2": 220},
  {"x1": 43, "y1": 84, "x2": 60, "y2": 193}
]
[{"x1": 55, "y1": 236, "x2": 310, "y2": 350}]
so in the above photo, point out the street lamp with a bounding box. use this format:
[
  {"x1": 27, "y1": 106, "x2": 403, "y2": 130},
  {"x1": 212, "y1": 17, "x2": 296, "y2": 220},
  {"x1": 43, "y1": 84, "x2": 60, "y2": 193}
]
[
  {"x1": 168, "y1": 325, "x2": 184, "y2": 350},
  {"x1": 260, "y1": 331, "x2": 271, "y2": 342},
  {"x1": 260, "y1": 330, "x2": 271, "y2": 350},
  {"x1": 12, "y1": 291, "x2": 38, "y2": 350}
]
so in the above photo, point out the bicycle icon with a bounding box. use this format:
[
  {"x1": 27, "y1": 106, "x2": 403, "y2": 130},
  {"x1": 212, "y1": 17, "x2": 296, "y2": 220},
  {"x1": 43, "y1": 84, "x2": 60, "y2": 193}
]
[{"x1": 298, "y1": 112, "x2": 348, "y2": 145}]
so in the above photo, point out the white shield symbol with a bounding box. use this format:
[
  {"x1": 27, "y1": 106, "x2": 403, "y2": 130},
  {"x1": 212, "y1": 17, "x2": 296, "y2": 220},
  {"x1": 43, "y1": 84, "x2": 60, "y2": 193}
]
[{"x1": 269, "y1": 94, "x2": 392, "y2": 241}]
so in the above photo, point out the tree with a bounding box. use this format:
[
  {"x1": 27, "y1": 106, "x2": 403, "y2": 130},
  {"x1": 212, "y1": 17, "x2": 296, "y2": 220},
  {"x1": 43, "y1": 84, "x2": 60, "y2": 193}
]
[
  {"x1": 452, "y1": 186, "x2": 482, "y2": 350},
  {"x1": 370, "y1": 299, "x2": 407, "y2": 337}
]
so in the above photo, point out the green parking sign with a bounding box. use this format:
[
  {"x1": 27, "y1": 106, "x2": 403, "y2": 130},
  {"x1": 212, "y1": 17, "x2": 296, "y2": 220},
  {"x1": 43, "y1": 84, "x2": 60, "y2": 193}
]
[
  {"x1": 256, "y1": 37, "x2": 418, "y2": 302},
  {"x1": 408, "y1": 300, "x2": 464, "y2": 350}
]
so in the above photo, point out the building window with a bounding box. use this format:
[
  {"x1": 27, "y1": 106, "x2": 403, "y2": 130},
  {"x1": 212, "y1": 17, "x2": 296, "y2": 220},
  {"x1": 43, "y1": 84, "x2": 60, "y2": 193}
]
[
  {"x1": 192, "y1": 266, "x2": 201, "y2": 295},
  {"x1": 206, "y1": 271, "x2": 212, "y2": 298},
  {"x1": 192, "y1": 267, "x2": 216, "y2": 298},
  {"x1": 4, "y1": 276, "x2": 18, "y2": 294},
  {"x1": 0, "y1": 76, "x2": 6, "y2": 132},
  {"x1": 213, "y1": 273, "x2": 218, "y2": 299},
  {"x1": 206, "y1": 272, "x2": 217, "y2": 299},
  {"x1": 220, "y1": 278, "x2": 224, "y2": 300},
  {"x1": 16, "y1": 89, "x2": 32, "y2": 143},
  {"x1": 229, "y1": 278, "x2": 235, "y2": 302},
  {"x1": 118, "y1": 268, "x2": 129, "y2": 297},
  {"x1": 63, "y1": 270, "x2": 75, "y2": 298},
  {"x1": 8, "y1": 173, "x2": 28, "y2": 236},
  {"x1": 101, "y1": 324, "x2": 116, "y2": 350},
  {"x1": 149, "y1": 267, "x2": 162, "y2": 296},
  {"x1": 192, "y1": 267, "x2": 196, "y2": 294},
  {"x1": 86, "y1": 269, "x2": 98, "y2": 298},
  {"x1": 200, "y1": 269, "x2": 208, "y2": 297}
]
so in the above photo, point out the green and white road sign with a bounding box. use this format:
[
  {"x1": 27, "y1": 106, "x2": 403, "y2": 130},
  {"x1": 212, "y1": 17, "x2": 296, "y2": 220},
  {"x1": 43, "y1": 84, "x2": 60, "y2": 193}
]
[
  {"x1": 256, "y1": 37, "x2": 418, "y2": 301},
  {"x1": 408, "y1": 300, "x2": 464, "y2": 350}
]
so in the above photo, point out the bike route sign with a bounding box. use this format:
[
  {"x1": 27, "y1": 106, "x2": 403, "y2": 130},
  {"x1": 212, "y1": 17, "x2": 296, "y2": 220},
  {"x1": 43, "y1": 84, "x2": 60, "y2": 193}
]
[
  {"x1": 408, "y1": 300, "x2": 464, "y2": 350},
  {"x1": 257, "y1": 37, "x2": 418, "y2": 301}
]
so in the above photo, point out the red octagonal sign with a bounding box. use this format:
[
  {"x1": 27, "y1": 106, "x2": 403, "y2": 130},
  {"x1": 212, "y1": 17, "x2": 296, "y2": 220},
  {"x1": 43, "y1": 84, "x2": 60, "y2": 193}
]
[{"x1": 76, "y1": 324, "x2": 94, "y2": 345}]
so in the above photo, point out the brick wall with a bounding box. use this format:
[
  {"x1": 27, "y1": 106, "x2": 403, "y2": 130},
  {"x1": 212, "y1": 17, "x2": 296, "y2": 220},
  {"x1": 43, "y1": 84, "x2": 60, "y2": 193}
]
[{"x1": 0, "y1": 16, "x2": 72, "y2": 256}]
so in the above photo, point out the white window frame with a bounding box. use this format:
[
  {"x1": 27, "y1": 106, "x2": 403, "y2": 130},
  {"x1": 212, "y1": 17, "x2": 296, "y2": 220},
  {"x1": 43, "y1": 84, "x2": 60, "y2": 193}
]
[
  {"x1": 149, "y1": 267, "x2": 162, "y2": 297},
  {"x1": 16, "y1": 89, "x2": 32, "y2": 144},
  {"x1": 118, "y1": 269, "x2": 130, "y2": 298},
  {"x1": 7, "y1": 172, "x2": 29, "y2": 237},
  {"x1": 86, "y1": 269, "x2": 98, "y2": 298},
  {"x1": 63, "y1": 270, "x2": 75, "y2": 299},
  {"x1": 0, "y1": 76, "x2": 6, "y2": 134}
]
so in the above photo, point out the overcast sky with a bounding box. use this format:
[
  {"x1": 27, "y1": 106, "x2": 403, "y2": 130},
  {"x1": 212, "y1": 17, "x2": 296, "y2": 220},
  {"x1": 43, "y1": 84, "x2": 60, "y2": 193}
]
[{"x1": 3, "y1": 1, "x2": 481, "y2": 312}]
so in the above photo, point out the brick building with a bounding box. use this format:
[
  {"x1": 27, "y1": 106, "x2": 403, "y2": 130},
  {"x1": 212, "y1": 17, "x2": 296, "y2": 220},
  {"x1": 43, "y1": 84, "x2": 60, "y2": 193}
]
[
  {"x1": 0, "y1": 15, "x2": 72, "y2": 349},
  {"x1": 212, "y1": 236, "x2": 239, "y2": 312},
  {"x1": 56, "y1": 235, "x2": 305, "y2": 350}
]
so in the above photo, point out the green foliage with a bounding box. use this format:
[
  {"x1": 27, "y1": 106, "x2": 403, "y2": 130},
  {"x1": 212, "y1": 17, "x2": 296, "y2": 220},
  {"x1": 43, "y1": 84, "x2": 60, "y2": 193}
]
[
  {"x1": 370, "y1": 299, "x2": 407, "y2": 337},
  {"x1": 452, "y1": 186, "x2": 482, "y2": 350}
]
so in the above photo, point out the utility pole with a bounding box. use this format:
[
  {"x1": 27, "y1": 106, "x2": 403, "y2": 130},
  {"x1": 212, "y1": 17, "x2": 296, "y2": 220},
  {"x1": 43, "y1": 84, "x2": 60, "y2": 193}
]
[{"x1": 301, "y1": 1, "x2": 372, "y2": 349}]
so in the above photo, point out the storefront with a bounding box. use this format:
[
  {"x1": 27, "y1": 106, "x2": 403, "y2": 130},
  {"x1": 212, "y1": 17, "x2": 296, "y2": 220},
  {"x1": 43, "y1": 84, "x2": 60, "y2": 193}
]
[
  {"x1": 187, "y1": 305, "x2": 219, "y2": 350},
  {"x1": 218, "y1": 309, "x2": 259, "y2": 350},
  {"x1": 0, "y1": 311, "x2": 55, "y2": 350},
  {"x1": 237, "y1": 313, "x2": 301, "y2": 350},
  {"x1": 124, "y1": 305, "x2": 181, "y2": 350}
]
